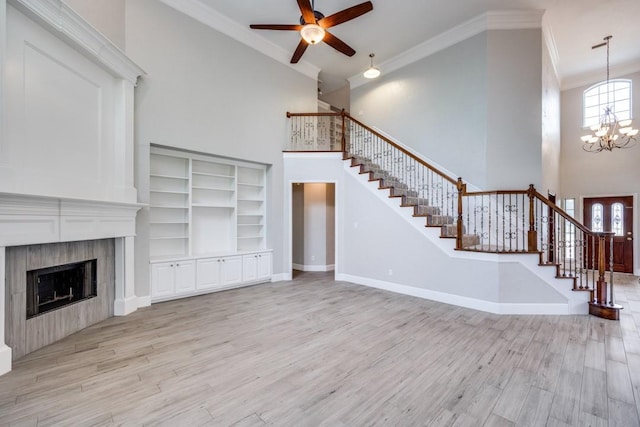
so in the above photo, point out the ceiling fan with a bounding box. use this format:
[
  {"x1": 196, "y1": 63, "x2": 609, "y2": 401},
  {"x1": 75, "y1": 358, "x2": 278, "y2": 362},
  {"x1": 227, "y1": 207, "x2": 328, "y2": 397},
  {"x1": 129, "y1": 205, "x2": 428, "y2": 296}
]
[{"x1": 250, "y1": 0, "x2": 374, "y2": 64}]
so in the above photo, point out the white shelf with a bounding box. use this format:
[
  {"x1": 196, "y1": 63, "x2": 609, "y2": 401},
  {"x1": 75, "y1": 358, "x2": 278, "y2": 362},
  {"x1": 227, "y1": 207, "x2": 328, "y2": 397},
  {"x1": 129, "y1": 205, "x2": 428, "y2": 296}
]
[
  {"x1": 192, "y1": 186, "x2": 234, "y2": 192},
  {"x1": 150, "y1": 236, "x2": 188, "y2": 240},
  {"x1": 192, "y1": 203, "x2": 235, "y2": 209},
  {"x1": 150, "y1": 174, "x2": 188, "y2": 180},
  {"x1": 192, "y1": 171, "x2": 234, "y2": 179},
  {"x1": 150, "y1": 146, "x2": 267, "y2": 261},
  {"x1": 150, "y1": 189, "x2": 189, "y2": 194},
  {"x1": 151, "y1": 221, "x2": 188, "y2": 224}
]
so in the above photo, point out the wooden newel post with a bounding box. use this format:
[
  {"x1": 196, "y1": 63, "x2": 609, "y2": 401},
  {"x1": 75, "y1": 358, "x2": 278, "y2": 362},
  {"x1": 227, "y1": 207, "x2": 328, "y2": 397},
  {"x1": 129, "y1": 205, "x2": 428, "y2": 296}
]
[
  {"x1": 589, "y1": 231, "x2": 622, "y2": 320},
  {"x1": 527, "y1": 185, "x2": 538, "y2": 252},
  {"x1": 456, "y1": 178, "x2": 465, "y2": 250},
  {"x1": 547, "y1": 191, "x2": 556, "y2": 263}
]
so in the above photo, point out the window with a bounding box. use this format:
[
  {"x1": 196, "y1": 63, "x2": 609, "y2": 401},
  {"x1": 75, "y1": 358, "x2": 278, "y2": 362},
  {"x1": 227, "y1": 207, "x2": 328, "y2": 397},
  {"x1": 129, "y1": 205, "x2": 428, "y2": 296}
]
[
  {"x1": 563, "y1": 199, "x2": 576, "y2": 259},
  {"x1": 591, "y1": 203, "x2": 604, "y2": 232},
  {"x1": 611, "y1": 203, "x2": 624, "y2": 236},
  {"x1": 583, "y1": 79, "x2": 632, "y2": 128}
]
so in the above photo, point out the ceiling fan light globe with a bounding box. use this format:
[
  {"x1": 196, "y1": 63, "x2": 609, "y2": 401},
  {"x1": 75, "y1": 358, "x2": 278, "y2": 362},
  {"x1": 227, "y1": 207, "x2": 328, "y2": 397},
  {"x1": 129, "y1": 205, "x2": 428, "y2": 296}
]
[
  {"x1": 300, "y1": 24, "x2": 325, "y2": 44},
  {"x1": 364, "y1": 66, "x2": 381, "y2": 79},
  {"x1": 619, "y1": 119, "x2": 632, "y2": 127}
]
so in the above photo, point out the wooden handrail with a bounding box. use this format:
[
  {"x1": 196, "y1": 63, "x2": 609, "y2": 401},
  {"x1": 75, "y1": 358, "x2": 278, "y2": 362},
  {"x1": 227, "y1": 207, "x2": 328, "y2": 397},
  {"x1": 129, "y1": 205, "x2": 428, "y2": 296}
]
[
  {"x1": 345, "y1": 113, "x2": 458, "y2": 185},
  {"x1": 532, "y1": 190, "x2": 592, "y2": 234},
  {"x1": 463, "y1": 189, "x2": 529, "y2": 196},
  {"x1": 286, "y1": 112, "x2": 343, "y2": 117},
  {"x1": 286, "y1": 111, "x2": 458, "y2": 185}
]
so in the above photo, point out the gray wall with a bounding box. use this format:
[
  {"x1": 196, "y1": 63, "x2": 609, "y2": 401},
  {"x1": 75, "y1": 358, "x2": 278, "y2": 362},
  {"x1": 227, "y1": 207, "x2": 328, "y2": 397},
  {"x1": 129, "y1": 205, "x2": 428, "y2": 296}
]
[
  {"x1": 485, "y1": 29, "x2": 542, "y2": 189},
  {"x1": 560, "y1": 70, "x2": 640, "y2": 275},
  {"x1": 352, "y1": 33, "x2": 488, "y2": 187},
  {"x1": 124, "y1": 0, "x2": 317, "y2": 297},
  {"x1": 326, "y1": 183, "x2": 335, "y2": 266},
  {"x1": 65, "y1": 0, "x2": 126, "y2": 49},
  {"x1": 291, "y1": 183, "x2": 336, "y2": 270},
  {"x1": 541, "y1": 37, "x2": 561, "y2": 195},
  {"x1": 351, "y1": 29, "x2": 544, "y2": 190},
  {"x1": 320, "y1": 85, "x2": 350, "y2": 112},
  {"x1": 292, "y1": 184, "x2": 304, "y2": 266}
]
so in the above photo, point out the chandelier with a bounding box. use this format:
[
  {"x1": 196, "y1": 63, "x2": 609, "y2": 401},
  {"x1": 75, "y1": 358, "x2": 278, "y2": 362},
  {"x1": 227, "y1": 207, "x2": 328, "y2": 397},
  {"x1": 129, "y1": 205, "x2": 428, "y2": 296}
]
[{"x1": 581, "y1": 36, "x2": 638, "y2": 152}]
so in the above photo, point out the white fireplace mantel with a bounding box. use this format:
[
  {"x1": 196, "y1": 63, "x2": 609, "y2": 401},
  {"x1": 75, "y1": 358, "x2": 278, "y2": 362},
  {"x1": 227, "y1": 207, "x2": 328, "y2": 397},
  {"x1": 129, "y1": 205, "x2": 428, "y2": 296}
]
[{"x1": 0, "y1": 192, "x2": 143, "y2": 247}]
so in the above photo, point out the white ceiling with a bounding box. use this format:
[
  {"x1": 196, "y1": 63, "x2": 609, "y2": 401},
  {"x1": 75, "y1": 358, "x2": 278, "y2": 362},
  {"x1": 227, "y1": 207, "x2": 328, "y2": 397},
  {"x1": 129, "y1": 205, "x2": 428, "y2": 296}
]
[{"x1": 177, "y1": 0, "x2": 640, "y2": 93}]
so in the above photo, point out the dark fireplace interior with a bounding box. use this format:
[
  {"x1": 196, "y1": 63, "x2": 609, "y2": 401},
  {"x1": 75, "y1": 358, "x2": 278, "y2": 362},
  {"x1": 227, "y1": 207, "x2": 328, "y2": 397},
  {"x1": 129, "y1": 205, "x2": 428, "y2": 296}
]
[{"x1": 26, "y1": 259, "x2": 97, "y2": 319}]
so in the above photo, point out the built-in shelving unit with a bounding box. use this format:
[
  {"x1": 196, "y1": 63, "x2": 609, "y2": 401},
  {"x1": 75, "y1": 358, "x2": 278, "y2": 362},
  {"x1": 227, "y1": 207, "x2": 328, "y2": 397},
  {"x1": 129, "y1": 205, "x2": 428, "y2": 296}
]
[{"x1": 149, "y1": 146, "x2": 270, "y2": 302}]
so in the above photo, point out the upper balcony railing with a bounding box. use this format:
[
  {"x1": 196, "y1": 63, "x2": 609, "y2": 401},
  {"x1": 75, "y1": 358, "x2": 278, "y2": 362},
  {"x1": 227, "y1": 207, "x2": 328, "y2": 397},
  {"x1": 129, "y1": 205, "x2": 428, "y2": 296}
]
[{"x1": 287, "y1": 111, "x2": 622, "y2": 319}]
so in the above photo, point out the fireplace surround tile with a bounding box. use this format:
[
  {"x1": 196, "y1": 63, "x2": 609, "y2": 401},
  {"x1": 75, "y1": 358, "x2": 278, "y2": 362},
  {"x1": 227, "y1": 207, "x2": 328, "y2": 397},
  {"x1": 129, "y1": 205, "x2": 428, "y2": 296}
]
[{"x1": 5, "y1": 239, "x2": 115, "y2": 360}]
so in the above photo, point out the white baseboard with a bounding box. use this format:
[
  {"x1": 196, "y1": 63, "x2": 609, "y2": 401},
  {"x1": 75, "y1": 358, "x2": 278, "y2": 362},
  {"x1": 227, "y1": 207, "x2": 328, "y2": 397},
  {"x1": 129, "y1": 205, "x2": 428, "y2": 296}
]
[
  {"x1": 271, "y1": 273, "x2": 291, "y2": 282},
  {"x1": 114, "y1": 296, "x2": 138, "y2": 316},
  {"x1": 0, "y1": 344, "x2": 12, "y2": 376},
  {"x1": 335, "y1": 273, "x2": 570, "y2": 315},
  {"x1": 137, "y1": 295, "x2": 152, "y2": 308},
  {"x1": 293, "y1": 263, "x2": 335, "y2": 272}
]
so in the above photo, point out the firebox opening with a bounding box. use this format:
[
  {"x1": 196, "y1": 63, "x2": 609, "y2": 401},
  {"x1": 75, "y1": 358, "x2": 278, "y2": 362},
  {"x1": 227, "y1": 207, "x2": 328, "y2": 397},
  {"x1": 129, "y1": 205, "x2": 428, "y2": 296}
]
[{"x1": 26, "y1": 259, "x2": 98, "y2": 319}]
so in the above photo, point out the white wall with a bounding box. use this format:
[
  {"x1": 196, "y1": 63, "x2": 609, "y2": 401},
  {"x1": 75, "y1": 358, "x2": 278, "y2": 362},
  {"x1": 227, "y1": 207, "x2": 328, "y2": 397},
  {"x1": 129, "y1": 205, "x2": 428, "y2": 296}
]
[
  {"x1": 541, "y1": 36, "x2": 561, "y2": 195},
  {"x1": 485, "y1": 29, "x2": 542, "y2": 189},
  {"x1": 560, "y1": 70, "x2": 640, "y2": 275},
  {"x1": 351, "y1": 33, "x2": 488, "y2": 187},
  {"x1": 125, "y1": 0, "x2": 317, "y2": 297},
  {"x1": 320, "y1": 85, "x2": 350, "y2": 112},
  {"x1": 351, "y1": 29, "x2": 544, "y2": 190},
  {"x1": 64, "y1": 0, "x2": 125, "y2": 49},
  {"x1": 2, "y1": 4, "x2": 136, "y2": 204}
]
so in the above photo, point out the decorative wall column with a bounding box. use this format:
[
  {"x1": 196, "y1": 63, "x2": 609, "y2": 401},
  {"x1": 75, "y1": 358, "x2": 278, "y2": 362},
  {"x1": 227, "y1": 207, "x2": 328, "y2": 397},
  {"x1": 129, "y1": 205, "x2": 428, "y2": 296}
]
[
  {"x1": 114, "y1": 236, "x2": 137, "y2": 315},
  {"x1": 0, "y1": 247, "x2": 12, "y2": 375}
]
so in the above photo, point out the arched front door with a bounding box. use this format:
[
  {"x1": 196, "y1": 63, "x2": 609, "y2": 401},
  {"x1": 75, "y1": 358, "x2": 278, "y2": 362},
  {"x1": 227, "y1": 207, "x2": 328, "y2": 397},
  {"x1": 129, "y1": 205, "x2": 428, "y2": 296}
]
[{"x1": 583, "y1": 196, "x2": 633, "y2": 273}]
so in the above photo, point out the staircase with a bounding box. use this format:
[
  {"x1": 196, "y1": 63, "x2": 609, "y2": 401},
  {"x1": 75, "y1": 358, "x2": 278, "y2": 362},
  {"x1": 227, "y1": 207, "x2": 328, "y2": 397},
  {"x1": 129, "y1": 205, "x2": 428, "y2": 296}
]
[
  {"x1": 349, "y1": 154, "x2": 481, "y2": 249},
  {"x1": 286, "y1": 110, "x2": 622, "y2": 320}
]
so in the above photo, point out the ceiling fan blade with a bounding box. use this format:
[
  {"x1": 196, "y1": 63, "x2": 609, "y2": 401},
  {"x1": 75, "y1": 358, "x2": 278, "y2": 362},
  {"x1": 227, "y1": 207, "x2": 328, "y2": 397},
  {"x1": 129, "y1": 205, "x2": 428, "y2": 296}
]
[
  {"x1": 291, "y1": 39, "x2": 309, "y2": 63},
  {"x1": 250, "y1": 24, "x2": 303, "y2": 31},
  {"x1": 323, "y1": 31, "x2": 356, "y2": 57},
  {"x1": 318, "y1": 1, "x2": 373, "y2": 28},
  {"x1": 297, "y1": 0, "x2": 317, "y2": 24}
]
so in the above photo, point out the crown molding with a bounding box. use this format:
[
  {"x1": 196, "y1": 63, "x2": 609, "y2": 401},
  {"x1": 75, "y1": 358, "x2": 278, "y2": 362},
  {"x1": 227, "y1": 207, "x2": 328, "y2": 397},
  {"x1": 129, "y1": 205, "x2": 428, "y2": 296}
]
[
  {"x1": 8, "y1": 0, "x2": 144, "y2": 84},
  {"x1": 542, "y1": 23, "x2": 560, "y2": 82},
  {"x1": 349, "y1": 10, "x2": 544, "y2": 90},
  {"x1": 561, "y1": 59, "x2": 640, "y2": 91},
  {"x1": 158, "y1": 0, "x2": 320, "y2": 81}
]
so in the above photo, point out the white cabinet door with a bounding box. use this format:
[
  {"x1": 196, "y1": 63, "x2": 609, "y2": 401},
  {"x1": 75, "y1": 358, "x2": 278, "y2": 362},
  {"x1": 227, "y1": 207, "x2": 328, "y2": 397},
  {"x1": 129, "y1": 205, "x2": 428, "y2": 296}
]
[
  {"x1": 151, "y1": 262, "x2": 175, "y2": 298},
  {"x1": 257, "y1": 252, "x2": 272, "y2": 281},
  {"x1": 174, "y1": 260, "x2": 196, "y2": 294},
  {"x1": 242, "y1": 254, "x2": 258, "y2": 282},
  {"x1": 197, "y1": 258, "x2": 222, "y2": 290},
  {"x1": 222, "y1": 256, "x2": 243, "y2": 286}
]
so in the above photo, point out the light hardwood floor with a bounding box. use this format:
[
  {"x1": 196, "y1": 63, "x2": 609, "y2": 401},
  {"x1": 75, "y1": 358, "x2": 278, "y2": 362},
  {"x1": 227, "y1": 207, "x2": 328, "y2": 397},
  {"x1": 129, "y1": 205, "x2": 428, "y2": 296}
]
[{"x1": 1, "y1": 271, "x2": 640, "y2": 426}]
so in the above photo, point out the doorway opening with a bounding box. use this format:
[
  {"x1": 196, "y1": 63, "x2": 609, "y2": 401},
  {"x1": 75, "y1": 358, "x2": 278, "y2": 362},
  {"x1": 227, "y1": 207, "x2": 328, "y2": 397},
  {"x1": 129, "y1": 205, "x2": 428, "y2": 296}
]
[{"x1": 291, "y1": 183, "x2": 336, "y2": 278}]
